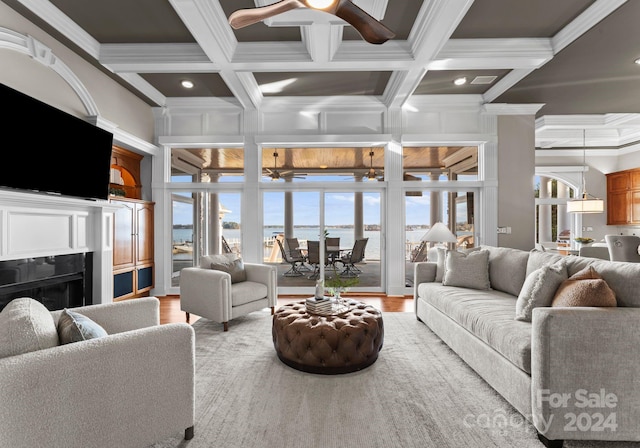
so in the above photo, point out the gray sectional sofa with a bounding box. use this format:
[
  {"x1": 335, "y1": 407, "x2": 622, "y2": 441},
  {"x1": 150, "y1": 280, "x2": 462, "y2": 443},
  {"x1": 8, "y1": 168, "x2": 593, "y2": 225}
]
[{"x1": 414, "y1": 245, "x2": 640, "y2": 447}]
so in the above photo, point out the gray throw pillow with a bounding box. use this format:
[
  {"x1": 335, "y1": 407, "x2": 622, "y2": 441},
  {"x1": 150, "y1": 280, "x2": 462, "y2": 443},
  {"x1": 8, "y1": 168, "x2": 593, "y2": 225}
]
[
  {"x1": 435, "y1": 246, "x2": 480, "y2": 282},
  {"x1": 200, "y1": 253, "x2": 238, "y2": 269},
  {"x1": 515, "y1": 260, "x2": 568, "y2": 322},
  {"x1": 211, "y1": 257, "x2": 247, "y2": 283},
  {"x1": 0, "y1": 297, "x2": 59, "y2": 358},
  {"x1": 57, "y1": 309, "x2": 108, "y2": 344},
  {"x1": 442, "y1": 250, "x2": 490, "y2": 290}
]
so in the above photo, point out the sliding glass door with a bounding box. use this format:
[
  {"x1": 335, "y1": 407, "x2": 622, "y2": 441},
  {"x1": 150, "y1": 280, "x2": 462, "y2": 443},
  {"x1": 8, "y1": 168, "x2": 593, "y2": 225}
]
[{"x1": 264, "y1": 189, "x2": 383, "y2": 293}]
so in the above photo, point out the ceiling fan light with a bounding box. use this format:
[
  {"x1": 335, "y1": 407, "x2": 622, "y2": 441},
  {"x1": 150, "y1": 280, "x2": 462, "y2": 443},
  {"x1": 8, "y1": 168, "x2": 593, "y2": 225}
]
[{"x1": 306, "y1": 0, "x2": 337, "y2": 9}]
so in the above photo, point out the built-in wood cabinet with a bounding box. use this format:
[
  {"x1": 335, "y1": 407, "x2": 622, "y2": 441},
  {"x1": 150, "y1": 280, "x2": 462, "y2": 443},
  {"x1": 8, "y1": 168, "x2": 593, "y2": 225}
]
[
  {"x1": 606, "y1": 168, "x2": 640, "y2": 225},
  {"x1": 112, "y1": 198, "x2": 154, "y2": 300}
]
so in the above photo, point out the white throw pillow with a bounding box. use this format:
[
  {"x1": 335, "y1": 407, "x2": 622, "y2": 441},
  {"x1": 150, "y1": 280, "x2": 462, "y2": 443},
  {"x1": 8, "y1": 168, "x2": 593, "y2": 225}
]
[
  {"x1": 515, "y1": 260, "x2": 568, "y2": 322},
  {"x1": 442, "y1": 250, "x2": 490, "y2": 290},
  {"x1": 0, "y1": 297, "x2": 59, "y2": 358}
]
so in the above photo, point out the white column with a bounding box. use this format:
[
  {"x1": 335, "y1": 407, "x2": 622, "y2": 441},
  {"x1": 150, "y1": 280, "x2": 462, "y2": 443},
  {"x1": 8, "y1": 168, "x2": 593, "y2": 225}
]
[
  {"x1": 556, "y1": 181, "x2": 570, "y2": 237},
  {"x1": 538, "y1": 176, "x2": 552, "y2": 243},
  {"x1": 208, "y1": 174, "x2": 221, "y2": 254},
  {"x1": 430, "y1": 173, "x2": 441, "y2": 230},
  {"x1": 284, "y1": 189, "x2": 294, "y2": 239},
  {"x1": 354, "y1": 175, "x2": 364, "y2": 240}
]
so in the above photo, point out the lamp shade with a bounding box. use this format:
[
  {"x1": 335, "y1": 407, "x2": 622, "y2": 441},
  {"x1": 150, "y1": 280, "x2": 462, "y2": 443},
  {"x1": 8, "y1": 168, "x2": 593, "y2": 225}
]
[
  {"x1": 567, "y1": 198, "x2": 604, "y2": 214},
  {"x1": 421, "y1": 222, "x2": 458, "y2": 243}
]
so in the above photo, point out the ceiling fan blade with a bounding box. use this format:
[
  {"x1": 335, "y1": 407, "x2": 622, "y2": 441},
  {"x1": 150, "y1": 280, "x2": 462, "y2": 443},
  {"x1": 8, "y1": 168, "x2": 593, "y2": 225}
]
[
  {"x1": 229, "y1": 0, "x2": 304, "y2": 29},
  {"x1": 333, "y1": 0, "x2": 395, "y2": 44}
]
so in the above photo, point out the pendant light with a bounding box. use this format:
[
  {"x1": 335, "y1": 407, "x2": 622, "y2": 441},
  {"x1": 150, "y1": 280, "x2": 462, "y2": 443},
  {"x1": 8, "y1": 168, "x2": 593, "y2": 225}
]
[{"x1": 566, "y1": 130, "x2": 604, "y2": 213}]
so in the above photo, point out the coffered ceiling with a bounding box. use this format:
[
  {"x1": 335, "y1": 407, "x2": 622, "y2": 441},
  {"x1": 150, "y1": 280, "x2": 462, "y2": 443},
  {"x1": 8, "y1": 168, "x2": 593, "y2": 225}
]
[{"x1": 4, "y1": 0, "x2": 640, "y2": 148}]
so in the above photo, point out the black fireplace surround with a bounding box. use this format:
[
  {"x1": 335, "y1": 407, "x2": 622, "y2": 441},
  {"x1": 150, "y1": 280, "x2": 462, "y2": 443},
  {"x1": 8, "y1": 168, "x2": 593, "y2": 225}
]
[{"x1": 0, "y1": 253, "x2": 92, "y2": 312}]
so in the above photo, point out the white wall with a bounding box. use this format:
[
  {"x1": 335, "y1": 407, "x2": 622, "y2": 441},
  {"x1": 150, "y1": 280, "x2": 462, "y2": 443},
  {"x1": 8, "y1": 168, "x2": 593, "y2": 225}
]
[
  {"x1": 497, "y1": 115, "x2": 536, "y2": 250},
  {"x1": 0, "y1": 2, "x2": 154, "y2": 142}
]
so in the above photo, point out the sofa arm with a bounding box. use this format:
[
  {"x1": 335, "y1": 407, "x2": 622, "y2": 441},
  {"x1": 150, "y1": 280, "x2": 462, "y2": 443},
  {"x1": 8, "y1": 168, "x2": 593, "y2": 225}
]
[
  {"x1": 244, "y1": 263, "x2": 277, "y2": 303},
  {"x1": 50, "y1": 296, "x2": 160, "y2": 334},
  {"x1": 531, "y1": 307, "x2": 640, "y2": 441},
  {"x1": 0, "y1": 323, "x2": 195, "y2": 448},
  {"x1": 179, "y1": 267, "x2": 231, "y2": 321},
  {"x1": 413, "y1": 262, "x2": 437, "y2": 299}
]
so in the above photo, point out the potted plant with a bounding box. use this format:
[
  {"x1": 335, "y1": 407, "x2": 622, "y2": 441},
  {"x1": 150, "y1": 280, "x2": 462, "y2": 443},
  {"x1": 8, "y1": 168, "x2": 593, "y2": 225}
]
[{"x1": 324, "y1": 264, "x2": 359, "y2": 303}]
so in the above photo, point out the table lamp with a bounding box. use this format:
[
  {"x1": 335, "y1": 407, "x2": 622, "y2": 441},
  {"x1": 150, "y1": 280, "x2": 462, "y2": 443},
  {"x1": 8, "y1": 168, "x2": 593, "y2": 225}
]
[{"x1": 421, "y1": 222, "x2": 458, "y2": 250}]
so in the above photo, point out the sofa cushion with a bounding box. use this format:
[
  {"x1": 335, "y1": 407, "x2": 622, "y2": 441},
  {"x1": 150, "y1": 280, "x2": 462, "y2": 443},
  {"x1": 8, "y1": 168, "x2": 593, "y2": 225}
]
[
  {"x1": 57, "y1": 309, "x2": 108, "y2": 344},
  {"x1": 481, "y1": 246, "x2": 530, "y2": 296},
  {"x1": 420, "y1": 283, "x2": 532, "y2": 373},
  {"x1": 231, "y1": 281, "x2": 268, "y2": 307},
  {"x1": 515, "y1": 260, "x2": 567, "y2": 322},
  {"x1": 525, "y1": 249, "x2": 564, "y2": 277},
  {"x1": 442, "y1": 250, "x2": 490, "y2": 290},
  {"x1": 0, "y1": 297, "x2": 59, "y2": 358},
  {"x1": 210, "y1": 257, "x2": 247, "y2": 284},
  {"x1": 562, "y1": 257, "x2": 640, "y2": 307},
  {"x1": 552, "y1": 266, "x2": 617, "y2": 308}
]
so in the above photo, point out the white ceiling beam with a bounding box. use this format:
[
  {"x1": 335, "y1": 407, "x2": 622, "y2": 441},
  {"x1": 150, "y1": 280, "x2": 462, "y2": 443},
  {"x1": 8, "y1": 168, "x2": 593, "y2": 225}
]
[
  {"x1": 16, "y1": 0, "x2": 101, "y2": 58},
  {"x1": 100, "y1": 43, "x2": 218, "y2": 73},
  {"x1": 384, "y1": 0, "x2": 475, "y2": 108},
  {"x1": 431, "y1": 38, "x2": 553, "y2": 70},
  {"x1": 169, "y1": 0, "x2": 261, "y2": 109}
]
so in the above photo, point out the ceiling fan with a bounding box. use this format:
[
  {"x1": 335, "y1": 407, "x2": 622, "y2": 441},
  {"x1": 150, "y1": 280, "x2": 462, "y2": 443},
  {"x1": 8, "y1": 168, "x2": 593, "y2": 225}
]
[
  {"x1": 364, "y1": 150, "x2": 383, "y2": 181},
  {"x1": 228, "y1": 0, "x2": 395, "y2": 45},
  {"x1": 265, "y1": 151, "x2": 305, "y2": 181}
]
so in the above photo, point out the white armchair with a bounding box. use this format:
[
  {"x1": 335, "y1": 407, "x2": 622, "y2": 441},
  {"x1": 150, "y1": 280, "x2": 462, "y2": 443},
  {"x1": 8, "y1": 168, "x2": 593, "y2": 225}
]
[
  {"x1": 180, "y1": 255, "x2": 277, "y2": 331},
  {"x1": 0, "y1": 297, "x2": 195, "y2": 448}
]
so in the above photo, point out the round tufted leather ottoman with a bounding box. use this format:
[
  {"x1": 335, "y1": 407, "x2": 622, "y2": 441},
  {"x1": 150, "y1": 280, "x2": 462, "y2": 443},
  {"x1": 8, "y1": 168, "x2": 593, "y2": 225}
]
[{"x1": 272, "y1": 300, "x2": 384, "y2": 374}]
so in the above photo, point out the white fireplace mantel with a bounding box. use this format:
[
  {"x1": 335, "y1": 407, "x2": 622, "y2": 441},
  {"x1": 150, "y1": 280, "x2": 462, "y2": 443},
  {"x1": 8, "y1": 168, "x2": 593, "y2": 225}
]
[{"x1": 0, "y1": 189, "x2": 120, "y2": 304}]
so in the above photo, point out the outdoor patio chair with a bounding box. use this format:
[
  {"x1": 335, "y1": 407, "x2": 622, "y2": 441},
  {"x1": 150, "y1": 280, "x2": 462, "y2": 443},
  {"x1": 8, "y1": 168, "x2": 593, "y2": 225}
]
[
  {"x1": 221, "y1": 235, "x2": 233, "y2": 254},
  {"x1": 276, "y1": 238, "x2": 305, "y2": 276},
  {"x1": 410, "y1": 241, "x2": 428, "y2": 262},
  {"x1": 286, "y1": 237, "x2": 310, "y2": 271},
  {"x1": 338, "y1": 238, "x2": 368, "y2": 277},
  {"x1": 325, "y1": 237, "x2": 341, "y2": 266},
  {"x1": 306, "y1": 240, "x2": 329, "y2": 280}
]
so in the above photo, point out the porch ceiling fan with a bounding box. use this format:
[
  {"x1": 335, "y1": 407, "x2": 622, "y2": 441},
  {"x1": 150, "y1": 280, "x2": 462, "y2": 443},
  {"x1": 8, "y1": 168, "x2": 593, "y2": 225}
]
[
  {"x1": 364, "y1": 150, "x2": 383, "y2": 181},
  {"x1": 265, "y1": 151, "x2": 305, "y2": 181},
  {"x1": 228, "y1": 0, "x2": 395, "y2": 45}
]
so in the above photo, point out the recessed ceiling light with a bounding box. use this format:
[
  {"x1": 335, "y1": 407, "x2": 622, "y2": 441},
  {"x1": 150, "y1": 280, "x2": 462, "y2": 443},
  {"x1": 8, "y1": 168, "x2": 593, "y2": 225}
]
[
  {"x1": 453, "y1": 77, "x2": 467, "y2": 86},
  {"x1": 635, "y1": 58, "x2": 640, "y2": 65},
  {"x1": 181, "y1": 80, "x2": 194, "y2": 89}
]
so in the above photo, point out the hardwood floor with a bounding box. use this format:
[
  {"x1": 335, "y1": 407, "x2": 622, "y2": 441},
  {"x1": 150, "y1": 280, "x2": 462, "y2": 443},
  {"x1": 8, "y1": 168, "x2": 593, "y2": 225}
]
[{"x1": 158, "y1": 294, "x2": 414, "y2": 325}]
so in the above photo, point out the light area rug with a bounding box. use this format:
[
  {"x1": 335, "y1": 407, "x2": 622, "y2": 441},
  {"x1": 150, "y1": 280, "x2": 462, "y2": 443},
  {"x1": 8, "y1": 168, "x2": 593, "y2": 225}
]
[{"x1": 151, "y1": 310, "x2": 640, "y2": 448}]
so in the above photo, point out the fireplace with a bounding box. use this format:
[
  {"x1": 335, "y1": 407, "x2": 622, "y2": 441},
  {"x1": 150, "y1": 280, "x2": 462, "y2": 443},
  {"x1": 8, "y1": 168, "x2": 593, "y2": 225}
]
[{"x1": 0, "y1": 253, "x2": 92, "y2": 312}]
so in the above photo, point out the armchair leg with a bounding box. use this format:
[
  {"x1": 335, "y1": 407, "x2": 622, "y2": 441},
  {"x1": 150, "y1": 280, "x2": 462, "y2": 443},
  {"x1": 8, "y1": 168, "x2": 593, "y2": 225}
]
[
  {"x1": 223, "y1": 321, "x2": 229, "y2": 332},
  {"x1": 185, "y1": 312, "x2": 190, "y2": 323},
  {"x1": 271, "y1": 306, "x2": 275, "y2": 315},
  {"x1": 185, "y1": 426, "x2": 194, "y2": 440}
]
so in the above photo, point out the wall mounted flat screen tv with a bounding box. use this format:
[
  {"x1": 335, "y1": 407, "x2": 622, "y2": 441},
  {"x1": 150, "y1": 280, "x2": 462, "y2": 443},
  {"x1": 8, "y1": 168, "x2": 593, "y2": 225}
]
[{"x1": 1, "y1": 83, "x2": 113, "y2": 200}]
